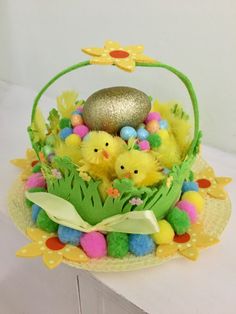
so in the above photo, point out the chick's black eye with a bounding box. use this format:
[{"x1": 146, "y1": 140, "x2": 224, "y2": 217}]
[
  {"x1": 120, "y1": 165, "x2": 124, "y2": 170},
  {"x1": 134, "y1": 170, "x2": 139, "y2": 174},
  {"x1": 94, "y1": 148, "x2": 98, "y2": 152},
  {"x1": 105, "y1": 142, "x2": 109, "y2": 146}
]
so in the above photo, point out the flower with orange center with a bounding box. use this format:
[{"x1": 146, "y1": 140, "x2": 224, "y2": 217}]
[
  {"x1": 156, "y1": 223, "x2": 219, "y2": 261},
  {"x1": 82, "y1": 40, "x2": 156, "y2": 72},
  {"x1": 16, "y1": 228, "x2": 89, "y2": 269},
  {"x1": 195, "y1": 166, "x2": 231, "y2": 200},
  {"x1": 107, "y1": 187, "x2": 120, "y2": 198},
  {"x1": 11, "y1": 149, "x2": 39, "y2": 180}
]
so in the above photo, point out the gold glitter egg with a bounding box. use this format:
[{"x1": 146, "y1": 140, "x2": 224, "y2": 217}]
[{"x1": 82, "y1": 86, "x2": 151, "y2": 134}]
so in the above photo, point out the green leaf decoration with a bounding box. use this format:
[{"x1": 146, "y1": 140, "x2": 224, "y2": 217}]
[{"x1": 47, "y1": 108, "x2": 60, "y2": 135}]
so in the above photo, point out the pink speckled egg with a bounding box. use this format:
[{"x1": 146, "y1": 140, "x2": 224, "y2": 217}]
[
  {"x1": 146, "y1": 120, "x2": 159, "y2": 133},
  {"x1": 71, "y1": 114, "x2": 83, "y2": 127},
  {"x1": 73, "y1": 125, "x2": 89, "y2": 138},
  {"x1": 26, "y1": 173, "x2": 46, "y2": 189},
  {"x1": 139, "y1": 140, "x2": 150, "y2": 151},
  {"x1": 176, "y1": 200, "x2": 197, "y2": 223},
  {"x1": 145, "y1": 112, "x2": 161, "y2": 123},
  {"x1": 80, "y1": 232, "x2": 107, "y2": 258}
]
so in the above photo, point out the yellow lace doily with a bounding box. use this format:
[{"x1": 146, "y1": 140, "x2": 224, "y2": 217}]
[{"x1": 8, "y1": 156, "x2": 231, "y2": 272}]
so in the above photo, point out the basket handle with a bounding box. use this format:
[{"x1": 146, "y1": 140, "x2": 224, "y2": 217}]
[{"x1": 30, "y1": 60, "x2": 200, "y2": 157}]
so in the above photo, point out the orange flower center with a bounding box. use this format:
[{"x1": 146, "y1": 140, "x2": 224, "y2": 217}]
[
  {"x1": 109, "y1": 50, "x2": 129, "y2": 59},
  {"x1": 174, "y1": 233, "x2": 190, "y2": 243},
  {"x1": 196, "y1": 178, "x2": 211, "y2": 188},
  {"x1": 46, "y1": 237, "x2": 65, "y2": 250}
]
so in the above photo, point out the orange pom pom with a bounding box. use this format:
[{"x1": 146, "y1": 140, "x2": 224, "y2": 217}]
[
  {"x1": 146, "y1": 120, "x2": 159, "y2": 133},
  {"x1": 71, "y1": 114, "x2": 83, "y2": 127}
]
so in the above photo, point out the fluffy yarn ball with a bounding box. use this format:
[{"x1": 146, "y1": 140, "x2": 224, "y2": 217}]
[
  {"x1": 73, "y1": 125, "x2": 89, "y2": 138},
  {"x1": 129, "y1": 234, "x2": 155, "y2": 256},
  {"x1": 147, "y1": 133, "x2": 162, "y2": 148},
  {"x1": 152, "y1": 220, "x2": 174, "y2": 244},
  {"x1": 36, "y1": 210, "x2": 58, "y2": 233},
  {"x1": 59, "y1": 127, "x2": 73, "y2": 140},
  {"x1": 58, "y1": 225, "x2": 83, "y2": 246},
  {"x1": 139, "y1": 140, "x2": 150, "y2": 151},
  {"x1": 65, "y1": 134, "x2": 81, "y2": 147},
  {"x1": 176, "y1": 200, "x2": 198, "y2": 223},
  {"x1": 59, "y1": 118, "x2": 71, "y2": 129},
  {"x1": 26, "y1": 173, "x2": 46, "y2": 189},
  {"x1": 80, "y1": 232, "x2": 107, "y2": 258},
  {"x1": 145, "y1": 112, "x2": 161, "y2": 123},
  {"x1": 31, "y1": 204, "x2": 42, "y2": 223},
  {"x1": 107, "y1": 232, "x2": 129, "y2": 258},
  {"x1": 182, "y1": 181, "x2": 199, "y2": 193},
  {"x1": 167, "y1": 207, "x2": 190, "y2": 235},
  {"x1": 181, "y1": 191, "x2": 204, "y2": 213}
]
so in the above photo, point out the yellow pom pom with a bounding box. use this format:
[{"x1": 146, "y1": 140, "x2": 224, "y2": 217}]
[
  {"x1": 181, "y1": 191, "x2": 204, "y2": 213},
  {"x1": 152, "y1": 220, "x2": 175, "y2": 244},
  {"x1": 158, "y1": 129, "x2": 169, "y2": 140},
  {"x1": 65, "y1": 134, "x2": 81, "y2": 147}
]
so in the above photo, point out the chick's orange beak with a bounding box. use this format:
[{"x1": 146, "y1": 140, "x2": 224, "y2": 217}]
[
  {"x1": 102, "y1": 150, "x2": 109, "y2": 159},
  {"x1": 124, "y1": 172, "x2": 131, "y2": 179}
]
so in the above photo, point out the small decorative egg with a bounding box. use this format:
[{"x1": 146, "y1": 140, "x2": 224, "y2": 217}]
[
  {"x1": 71, "y1": 114, "x2": 83, "y2": 127},
  {"x1": 65, "y1": 134, "x2": 81, "y2": 147},
  {"x1": 59, "y1": 127, "x2": 73, "y2": 140},
  {"x1": 145, "y1": 112, "x2": 161, "y2": 123},
  {"x1": 137, "y1": 128, "x2": 149, "y2": 140},
  {"x1": 73, "y1": 125, "x2": 89, "y2": 138},
  {"x1": 152, "y1": 220, "x2": 174, "y2": 244},
  {"x1": 83, "y1": 87, "x2": 151, "y2": 133},
  {"x1": 80, "y1": 232, "x2": 107, "y2": 258},
  {"x1": 181, "y1": 191, "x2": 204, "y2": 213},
  {"x1": 120, "y1": 126, "x2": 137, "y2": 141},
  {"x1": 159, "y1": 120, "x2": 168, "y2": 129},
  {"x1": 139, "y1": 140, "x2": 150, "y2": 151},
  {"x1": 146, "y1": 120, "x2": 159, "y2": 133}
]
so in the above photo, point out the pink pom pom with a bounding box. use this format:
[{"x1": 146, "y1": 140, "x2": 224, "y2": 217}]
[
  {"x1": 176, "y1": 200, "x2": 198, "y2": 223},
  {"x1": 73, "y1": 125, "x2": 89, "y2": 138},
  {"x1": 80, "y1": 232, "x2": 107, "y2": 258},
  {"x1": 26, "y1": 173, "x2": 46, "y2": 189},
  {"x1": 139, "y1": 140, "x2": 150, "y2": 151},
  {"x1": 145, "y1": 112, "x2": 161, "y2": 123},
  {"x1": 76, "y1": 106, "x2": 83, "y2": 113}
]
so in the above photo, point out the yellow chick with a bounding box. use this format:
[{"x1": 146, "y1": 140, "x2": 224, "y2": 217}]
[
  {"x1": 115, "y1": 150, "x2": 164, "y2": 187},
  {"x1": 54, "y1": 141, "x2": 81, "y2": 165},
  {"x1": 80, "y1": 131, "x2": 126, "y2": 181}
]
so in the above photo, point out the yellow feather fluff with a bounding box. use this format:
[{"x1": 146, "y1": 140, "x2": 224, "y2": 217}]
[
  {"x1": 115, "y1": 150, "x2": 164, "y2": 187},
  {"x1": 57, "y1": 90, "x2": 79, "y2": 118},
  {"x1": 54, "y1": 141, "x2": 81, "y2": 165}
]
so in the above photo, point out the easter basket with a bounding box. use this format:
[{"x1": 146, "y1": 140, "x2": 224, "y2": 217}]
[{"x1": 9, "y1": 41, "x2": 231, "y2": 270}]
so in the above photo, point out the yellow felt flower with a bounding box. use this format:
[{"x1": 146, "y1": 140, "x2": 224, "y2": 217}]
[
  {"x1": 156, "y1": 223, "x2": 219, "y2": 261},
  {"x1": 16, "y1": 228, "x2": 89, "y2": 269},
  {"x1": 82, "y1": 40, "x2": 156, "y2": 72},
  {"x1": 195, "y1": 166, "x2": 231, "y2": 200},
  {"x1": 11, "y1": 149, "x2": 38, "y2": 180}
]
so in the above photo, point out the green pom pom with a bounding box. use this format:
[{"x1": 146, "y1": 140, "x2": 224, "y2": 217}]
[
  {"x1": 107, "y1": 232, "x2": 129, "y2": 258},
  {"x1": 167, "y1": 207, "x2": 190, "y2": 235},
  {"x1": 36, "y1": 210, "x2": 58, "y2": 232},
  {"x1": 59, "y1": 118, "x2": 71, "y2": 129},
  {"x1": 25, "y1": 198, "x2": 34, "y2": 207},
  {"x1": 133, "y1": 144, "x2": 140, "y2": 150},
  {"x1": 32, "y1": 163, "x2": 41, "y2": 173},
  {"x1": 147, "y1": 133, "x2": 162, "y2": 148}
]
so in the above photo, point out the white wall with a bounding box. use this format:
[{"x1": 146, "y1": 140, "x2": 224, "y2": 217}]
[{"x1": 1, "y1": 0, "x2": 236, "y2": 153}]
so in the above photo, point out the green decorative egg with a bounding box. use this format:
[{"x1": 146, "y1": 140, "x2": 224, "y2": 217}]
[{"x1": 82, "y1": 86, "x2": 151, "y2": 134}]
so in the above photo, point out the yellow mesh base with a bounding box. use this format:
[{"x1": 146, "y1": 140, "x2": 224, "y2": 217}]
[{"x1": 8, "y1": 156, "x2": 231, "y2": 272}]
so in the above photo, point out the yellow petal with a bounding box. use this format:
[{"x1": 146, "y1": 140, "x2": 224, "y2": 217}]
[
  {"x1": 10, "y1": 159, "x2": 28, "y2": 169},
  {"x1": 135, "y1": 53, "x2": 156, "y2": 63},
  {"x1": 196, "y1": 234, "x2": 219, "y2": 248},
  {"x1": 16, "y1": 242, "x2": 42, "y2": 257},
  {"x1": 215, "y1": 177, "x2": 232, "y2": 186},
  {"x1": 43, "y1": 251, "x2": 63, "y2": 269},
  {"x1": 82, "y1": 47, "x2": 105, "y2": 57},
  {"x1": 179, "y1": 246, "x2": 199, "y2": 261},
  {"x1": 197, "y1": 166, "x2": 215, "y2": 179},
  {"x1": 63, "y1": 246, "x2": 89, "y2": 263},
  {"x1": 156, "y1": 243, "x2": 178, "y2": 258},
  {"x1": 189, "y1": 223, "x2": 204, "y2": 234},
  {"x1": 27, "y1": 228, "x2": 50, "y2": 242},
  {"x1": 90, "y1": 56, "x2": 113, "y2": 65},
  {"x1": 124, "y1": 45, "x2": 144, "y2": 54},
  {"x1": 208, "y1": 185, "x2": 227, "y2": 199},
  {"x1": 104, "y1": 40, "x2": 121, "y2": 50},
  {"x1": 115, "y1": 58, "x2": 136, "y2": 72},
  {"x1": 26, "y1": 149, "x2": 37, "y2": 160}
]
